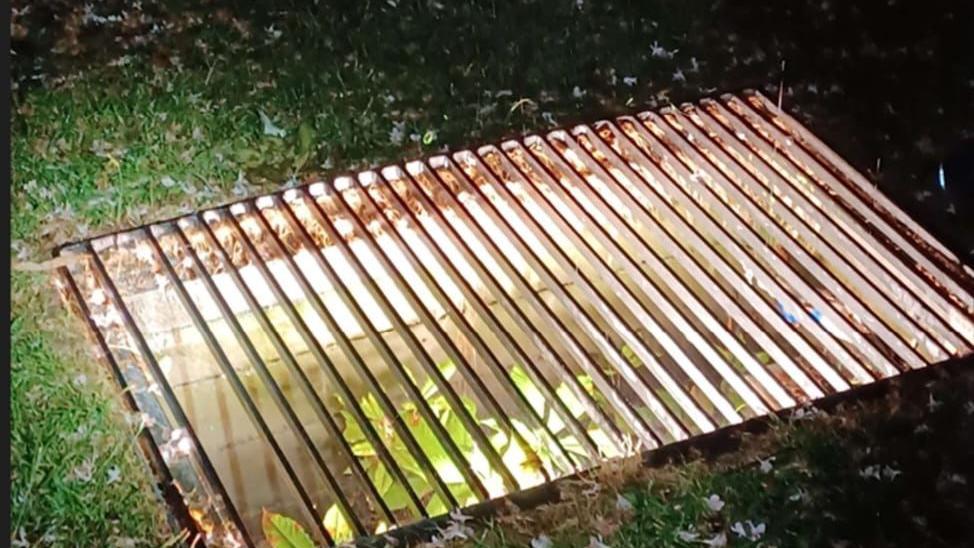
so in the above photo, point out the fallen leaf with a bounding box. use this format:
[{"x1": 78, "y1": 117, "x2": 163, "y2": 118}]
[
  {"x1": 530, "y1": 534, "x2": 552, "y2": 548},
  {"x1": 259, "y1": 110, "x2": 287, "y2": 138},
  {"x1": 704, "y1": 494, "x2": 725, "y2": 512},
  {"x1": 261, "y1": 509, "x2": 314, "y2": 548}
]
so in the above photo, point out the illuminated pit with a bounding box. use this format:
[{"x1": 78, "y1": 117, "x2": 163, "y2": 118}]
[{"x1": 55, "y1": 91, "x2": 974, "y2": 546}]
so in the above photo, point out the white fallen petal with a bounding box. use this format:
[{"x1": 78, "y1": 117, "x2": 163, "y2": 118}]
[
  {"x1": 882, "y1": 466, "x2": 902, "y2": 480},
  {"x1": 704, "y1": 493, "x2": 725, "y2": 512},
  {"x1": 789, "y1": 488, "x2": 809, "y2": 503},
  {"x1": 389, "y1": 121, "x2": 406, "y2": 145},
  {"x1": 11, "y1": 528, "x2": 29, "y2": 548},
  {"x1": 89, "y1": 288, "x2": 106, "y2": 305},
  {"x1": 437, "y1": 521, "x2": 471, "y2": 541},
  {"x1": 106, "y1": 465, "x2": 122, "y2": 484},
  {"x1": 448, "y1": 509, "x2": 471, "y2": 524},
  {"x1": 531, "y1": 534, "x2": 553, "y2": 548},
  {"x1": 258, "y1": 110, "x2": 286, "y2": 138},
  {"x1": 616, "y1": 493, "x2": 634, "y2": 512},
  {"x1": 859, "y1": 465, "x2": 881, "y2": 480}
]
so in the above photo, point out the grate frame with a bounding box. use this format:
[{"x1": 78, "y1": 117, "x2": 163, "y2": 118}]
[{"x1": 54, "y1": 90, "x2": 974, "y2": 546}]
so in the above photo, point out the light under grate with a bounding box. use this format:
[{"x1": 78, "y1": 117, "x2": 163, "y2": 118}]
[{"x1": 55, "y1": 90, "x2": 974, "y2": 546}]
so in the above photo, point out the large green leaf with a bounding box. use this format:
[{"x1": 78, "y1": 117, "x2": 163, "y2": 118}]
[
  {"x1": 323, "y1": 504, "x2": 354, "y2": 543},
  {"x1": 442, "y1": 402, "x2": 475, "y2": 453},
  {"x1": 327, "y1": 360, "x2": 618, "y2": 523},
  {"x1": 426, "y1": 494, "x2": 449, "y2": 517},
  {"x1": 369, "y1": 460, "x2": 394, "y2": 495},
  {"x1": 359, "y1": 393, "x2": 385, "y2": 423},
  {"x1": 381, "y1": 480, "x2": 414, "y2": 512},
  {"x1": 339, "y1": 410, "x2": 369, "y2": 453},
  {"x1": 261, "y1": 509, "x2": 315, "y2": 548},
  {"x1": 510, "y1": 365, "x2": 547, "y2": 411},
  {"x1": 388, "y1": 442, "x2": 426, "y2": 481},
  {"x1": 408, "y1": 413, "x2": 465, "y2": 483}
]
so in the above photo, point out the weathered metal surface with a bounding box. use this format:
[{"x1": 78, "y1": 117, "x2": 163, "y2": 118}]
[{"x1": 56, "y1": 90, "x2": 974, "y2": 546}]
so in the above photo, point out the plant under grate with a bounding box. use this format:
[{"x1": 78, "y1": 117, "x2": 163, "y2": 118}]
[{"x1": 54, "y1": 91, "x2": 974, "y2": 546}]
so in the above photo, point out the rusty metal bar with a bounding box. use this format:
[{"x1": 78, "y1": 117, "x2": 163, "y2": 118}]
[
  {"x1": 515, "y1": 136, "x2": 782, "y2": 412},
  {"x1": 84, "y1": 243, "x2": 253, "y2": 545},
  {"x1": 378, "y1": 165, "x2": 628, "y2": 455},
  {"x1": 214, "y1": 206, "x2": 429, "y2": 519},
  {"x1": 479, "y1": 144, "x2": 736, "y2": 428},
  {"x1": 685, "y1": 100, "x2": 957, "y2": 360},
  {"x1": 234, "y1": 200, "x2": 463, "y2": 510},
  {"x1": 313, "y1": 179, "x2": 542, "y2": 489},
  {"x1": 144, "y1": 227, "x2": 334, "y2": 544},
  {"x1": 55, "y1": 91, "x2": 973, "y2": 546},
  {"x1": 347, "y1": 172, "x2": 576, "y2": 475},
  {"x1": 414, "y1": 159, "x2": 664, "y2": 446},
  {"x1": 290, "y1": 188, "x2": 512, "y2": 497},
  {"x1": 586, "y1": 120, "x2": 841, "y2": 395},
  {"x1": 54, "y1": 263, "x2": 208, "y2": 543},
  {"x1": 187, "y1": 213, "x2": 397, "y2": 527}
]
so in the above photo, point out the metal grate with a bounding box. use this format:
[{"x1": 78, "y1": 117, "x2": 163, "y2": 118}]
[{"x1": 55, "y1": 90, "x2": 974, "y2": 546}]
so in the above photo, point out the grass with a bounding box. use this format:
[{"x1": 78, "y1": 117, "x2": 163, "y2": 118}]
[
  {"x1": 12, "y1": 4, "x2": 713, "y2": 541},
  {"x1": 11, "y1": 0, "x2": 714, "y2": 247},
  {"x1": 9, "y1": 0, "x2": 973, "y2": 545},
  {"x1": 10, "y1": 307, "x2": 167, "y2": 545}
]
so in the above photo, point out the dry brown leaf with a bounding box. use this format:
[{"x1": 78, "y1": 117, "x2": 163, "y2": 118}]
[{"x1": 591, "y1": 515, "x2": 620, "y2": 538}]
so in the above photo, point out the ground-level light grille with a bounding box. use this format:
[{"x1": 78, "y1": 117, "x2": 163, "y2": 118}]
[{"x1": 55, "y1": 90, "x2": 974, "y2": 546}]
